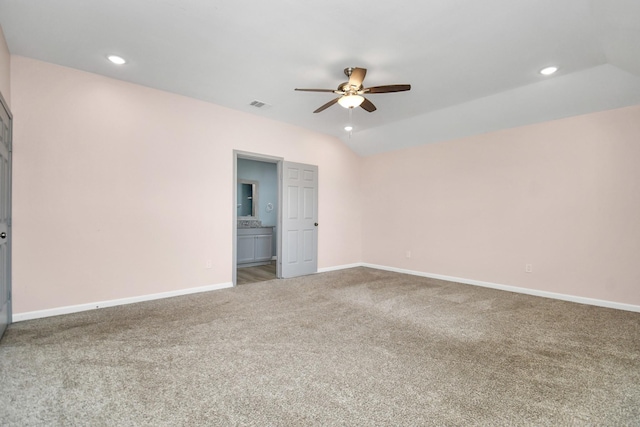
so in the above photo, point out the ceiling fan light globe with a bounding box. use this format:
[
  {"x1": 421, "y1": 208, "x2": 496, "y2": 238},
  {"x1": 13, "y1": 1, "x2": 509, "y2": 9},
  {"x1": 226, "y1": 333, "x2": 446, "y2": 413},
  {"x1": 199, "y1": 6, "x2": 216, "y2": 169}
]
[{"x1": 338, "y1": 94, "x2": 365, "y2": 109}]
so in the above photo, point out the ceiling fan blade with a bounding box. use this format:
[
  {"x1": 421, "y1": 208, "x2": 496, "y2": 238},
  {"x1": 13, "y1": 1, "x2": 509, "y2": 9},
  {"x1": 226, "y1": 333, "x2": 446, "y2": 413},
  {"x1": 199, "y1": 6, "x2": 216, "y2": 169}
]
[
  {"x1": 295, "y1": 88, "x2": 338, "y2": 93},
  {"x1": 360, "y1": 97, "x2": 377, "y2": 112},
  {"x1": 364, "y1": 84, "x2": 411, "y2": 94},
  {"x1": 313, "y1": 97, "x2": 340, "y2": 113},
  {"x1": 348, "y1": 67, "x2": 367, "y2": 88}
]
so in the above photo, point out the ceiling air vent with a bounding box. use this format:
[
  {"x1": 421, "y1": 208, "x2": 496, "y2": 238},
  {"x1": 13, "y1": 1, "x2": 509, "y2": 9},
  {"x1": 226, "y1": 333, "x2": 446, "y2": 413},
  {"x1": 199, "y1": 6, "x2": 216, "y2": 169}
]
[{"x1": 249, "y1": 100, "x2": 271, "y2": 109}]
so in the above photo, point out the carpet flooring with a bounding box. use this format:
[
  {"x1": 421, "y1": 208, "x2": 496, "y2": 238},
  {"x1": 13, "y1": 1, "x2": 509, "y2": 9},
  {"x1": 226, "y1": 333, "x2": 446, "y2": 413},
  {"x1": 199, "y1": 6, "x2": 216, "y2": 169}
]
[{"x1": 1, "y1": 267, "x2": 639, "y2": 426}]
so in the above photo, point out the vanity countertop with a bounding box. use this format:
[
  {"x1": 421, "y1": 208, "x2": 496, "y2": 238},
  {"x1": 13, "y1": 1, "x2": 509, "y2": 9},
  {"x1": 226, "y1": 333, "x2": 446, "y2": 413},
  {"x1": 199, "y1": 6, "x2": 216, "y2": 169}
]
[
  {"x1": 238, "y1": 219, "x2": 260, "y2": 228},
  {"x1": 237, "y1": 226, "x2": 274, "y2": 237}
]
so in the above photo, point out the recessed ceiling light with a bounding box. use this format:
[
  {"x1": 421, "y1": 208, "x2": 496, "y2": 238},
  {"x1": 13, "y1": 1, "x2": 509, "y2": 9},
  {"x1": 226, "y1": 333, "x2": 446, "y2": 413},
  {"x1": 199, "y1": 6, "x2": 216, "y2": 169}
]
[
  {"x1": 540, "y1": 66, "x2": 558, "y2": 76},
  {"x1": 107, "y1": 55, "x2": 126, "y2": 65},
  {"x1": 344, "y1": 125, "x2": 353, "y2": 132}
]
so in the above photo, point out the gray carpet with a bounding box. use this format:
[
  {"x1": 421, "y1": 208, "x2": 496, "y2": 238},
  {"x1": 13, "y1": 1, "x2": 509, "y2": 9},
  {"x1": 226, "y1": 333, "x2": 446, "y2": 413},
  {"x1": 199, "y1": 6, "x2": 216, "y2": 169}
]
[{"x1": 1, "y1": 267, "x2": 639, "y2": 426}]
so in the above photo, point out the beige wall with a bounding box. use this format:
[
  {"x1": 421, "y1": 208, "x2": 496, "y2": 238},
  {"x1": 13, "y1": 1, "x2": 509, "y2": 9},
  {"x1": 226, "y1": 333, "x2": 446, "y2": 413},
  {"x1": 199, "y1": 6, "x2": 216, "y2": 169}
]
[
  {"x1": 0, "y1": 24, "x2": 10, "y2": 106},
  {"x1": 362, "y1": 104, "x2": 640, "y2": 306},
  {"x1": 8, "y1": 52, "x2": 640, "y2": 315},
  {"x1": 11, "y1": 56, "x2": 362, "y2": 314}
]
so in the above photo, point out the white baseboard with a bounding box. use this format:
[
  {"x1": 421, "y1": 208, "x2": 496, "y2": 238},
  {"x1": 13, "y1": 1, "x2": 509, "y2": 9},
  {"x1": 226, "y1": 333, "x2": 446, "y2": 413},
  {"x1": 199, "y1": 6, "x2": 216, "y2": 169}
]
[
  {"x1": 14, "y1": 264, "x2": 640, "y2": 322},
  {"x1": 362, "y1": 263, "x2": 640, "y2": 313},
  {"x1": 318, "y1": 263, "x2": 365, "y2": 273},
  {"x1": 13, "y1": 281, "x2": 234, "y2": 322}
]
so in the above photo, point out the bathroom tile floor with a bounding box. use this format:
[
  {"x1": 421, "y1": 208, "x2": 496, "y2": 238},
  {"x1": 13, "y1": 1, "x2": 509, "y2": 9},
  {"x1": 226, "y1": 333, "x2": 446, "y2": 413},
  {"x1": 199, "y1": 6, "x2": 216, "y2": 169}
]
[{"x1": 237, "y1": 262, "x2": 276, "y2": 285}]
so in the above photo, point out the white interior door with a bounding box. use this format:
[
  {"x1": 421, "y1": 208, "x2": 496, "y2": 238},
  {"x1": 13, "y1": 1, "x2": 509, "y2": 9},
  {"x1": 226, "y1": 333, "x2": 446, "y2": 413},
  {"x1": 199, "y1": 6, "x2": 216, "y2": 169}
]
[
  {"x1": 281, "y1": 162, "x2": 318, "y2": 278},
  {"x1": 0, "y1": 95, "x2": 12, "y2": 339}
]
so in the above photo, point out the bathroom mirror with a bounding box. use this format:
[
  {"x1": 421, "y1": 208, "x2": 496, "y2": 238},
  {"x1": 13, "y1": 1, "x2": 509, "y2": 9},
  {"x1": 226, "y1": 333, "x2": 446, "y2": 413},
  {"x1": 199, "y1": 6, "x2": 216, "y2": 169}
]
[{"x1": 237, "y1": 180, "x2": 258, "y2": 218}]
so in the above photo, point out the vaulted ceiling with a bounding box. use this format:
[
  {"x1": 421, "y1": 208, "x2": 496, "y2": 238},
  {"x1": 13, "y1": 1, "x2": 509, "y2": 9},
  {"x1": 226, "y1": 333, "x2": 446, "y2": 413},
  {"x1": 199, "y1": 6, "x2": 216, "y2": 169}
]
[{"x1": 1, "y1": 0, "x2": 639, "y2": 156}]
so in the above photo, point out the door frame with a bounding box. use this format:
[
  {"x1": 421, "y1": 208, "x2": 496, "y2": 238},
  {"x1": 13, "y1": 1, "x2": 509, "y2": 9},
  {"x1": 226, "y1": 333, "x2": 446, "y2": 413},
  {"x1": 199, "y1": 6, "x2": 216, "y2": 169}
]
[
  {"x1": 0, "y1": 90, "x2": 12, "y2": 332},
  {"x1": 232, "y1": 150, "x2": 283, "y2": 286}
]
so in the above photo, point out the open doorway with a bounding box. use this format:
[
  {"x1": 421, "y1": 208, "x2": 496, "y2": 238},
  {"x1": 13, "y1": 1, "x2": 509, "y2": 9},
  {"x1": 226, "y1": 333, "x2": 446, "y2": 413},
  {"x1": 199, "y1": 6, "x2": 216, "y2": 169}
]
[
  {"x1": 233, "y1": 152, "x2": 282, "y2": 286},
  {"x1": 0, "y1": 92, "x2": 12, "y2": 339}
]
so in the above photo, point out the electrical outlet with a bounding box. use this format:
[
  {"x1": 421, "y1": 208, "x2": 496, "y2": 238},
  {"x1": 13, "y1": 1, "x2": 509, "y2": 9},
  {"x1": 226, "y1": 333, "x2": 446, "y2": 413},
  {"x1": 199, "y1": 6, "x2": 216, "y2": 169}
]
[
  {"x1": 525, "y1": 264, "x2": 532, "y2": 273},
  {"x1": 206, "y1": 260, "x2": 213, "y2": 269},
  {"x1": 406, "y1": 251, "x2": 412, "y2": 258}
]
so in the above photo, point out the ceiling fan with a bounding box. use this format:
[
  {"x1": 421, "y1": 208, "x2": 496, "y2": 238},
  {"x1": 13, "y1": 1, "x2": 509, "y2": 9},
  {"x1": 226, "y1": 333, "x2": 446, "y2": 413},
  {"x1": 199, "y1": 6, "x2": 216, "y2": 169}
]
[{"x1": 295, "y1": 67, "x2": 411, "y2": 113}]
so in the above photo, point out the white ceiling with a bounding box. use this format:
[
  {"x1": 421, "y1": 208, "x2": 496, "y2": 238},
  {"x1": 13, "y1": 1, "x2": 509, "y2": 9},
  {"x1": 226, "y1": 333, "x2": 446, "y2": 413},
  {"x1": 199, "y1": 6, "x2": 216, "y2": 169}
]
[{"x1": 1, "y1": 0, "x2": 640, "y2": 156}]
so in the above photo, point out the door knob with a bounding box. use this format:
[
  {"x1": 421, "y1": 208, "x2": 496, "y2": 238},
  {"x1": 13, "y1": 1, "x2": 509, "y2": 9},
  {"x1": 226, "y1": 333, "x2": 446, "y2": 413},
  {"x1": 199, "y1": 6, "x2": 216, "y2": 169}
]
[
  {"x1": 314, "y1": 223, "x2": 318, "y2": 226},
  {"x1": 0, "y1": 232, "x2": 5, "y2": 239}
]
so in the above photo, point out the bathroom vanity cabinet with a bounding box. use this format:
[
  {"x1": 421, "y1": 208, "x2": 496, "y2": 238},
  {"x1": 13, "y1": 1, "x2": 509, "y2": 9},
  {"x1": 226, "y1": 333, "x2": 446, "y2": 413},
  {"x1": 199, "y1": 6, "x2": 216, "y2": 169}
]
[{"x1": 237, "y1": 227, "x2": 273, "y2": 267}]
